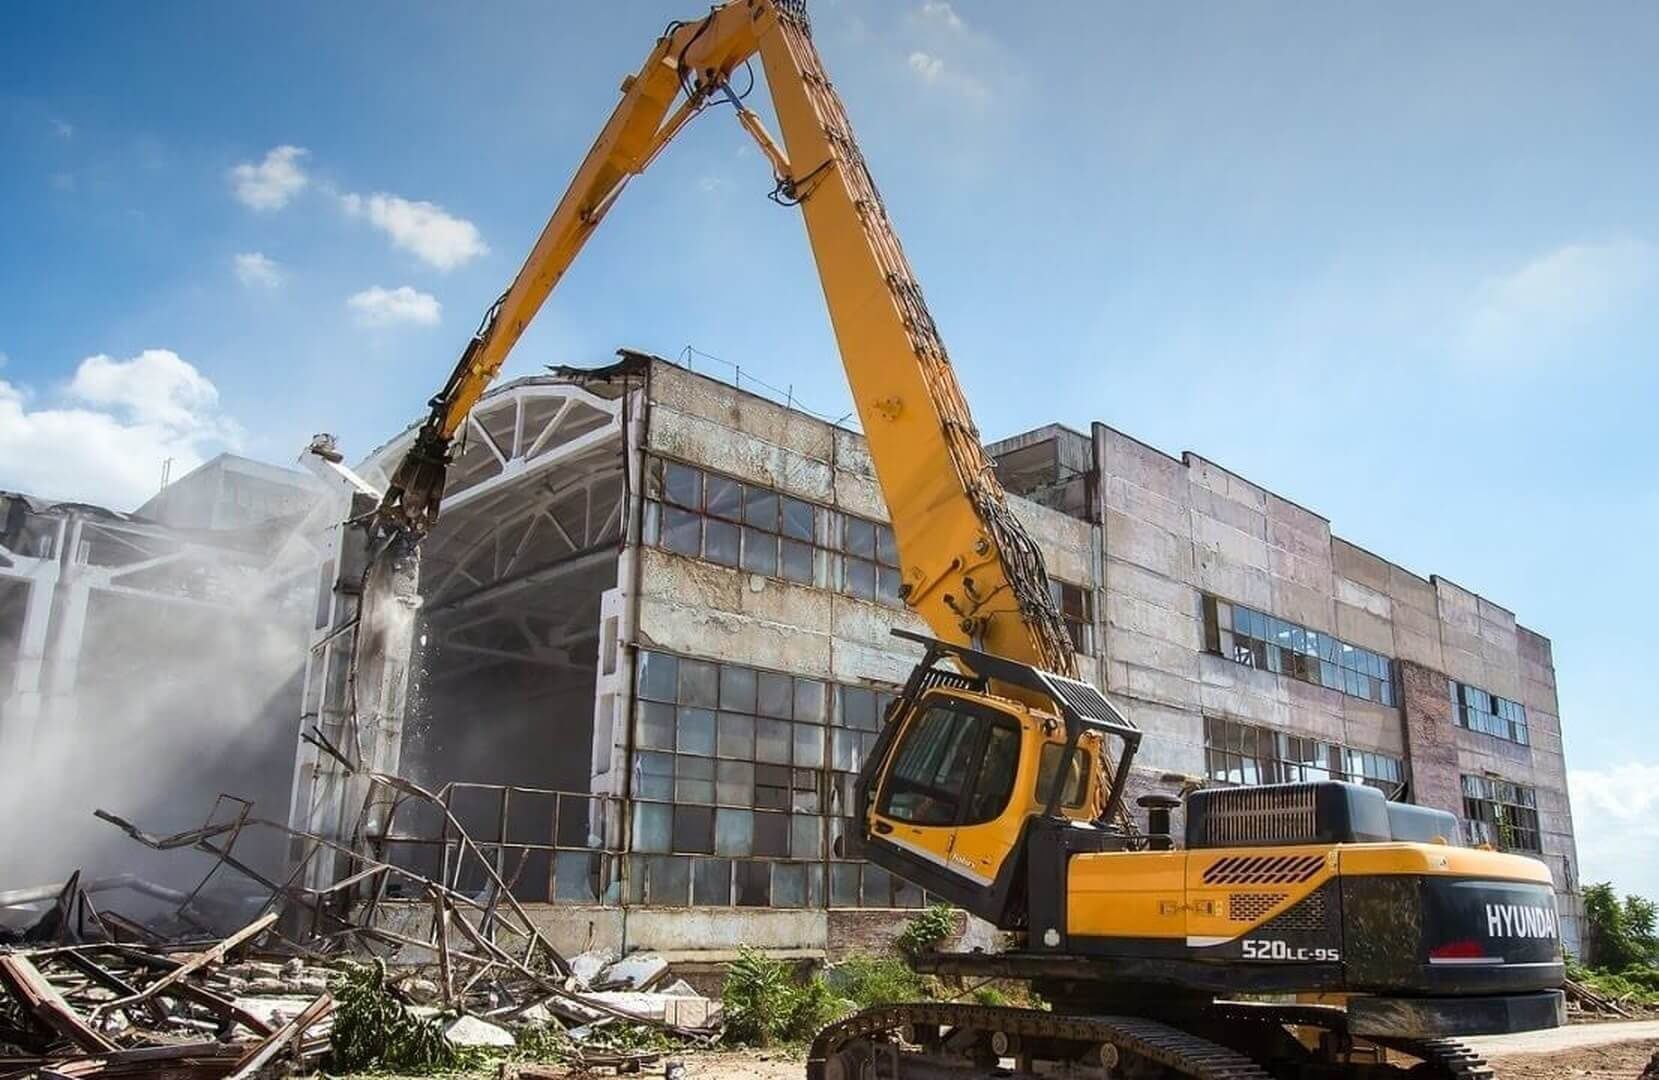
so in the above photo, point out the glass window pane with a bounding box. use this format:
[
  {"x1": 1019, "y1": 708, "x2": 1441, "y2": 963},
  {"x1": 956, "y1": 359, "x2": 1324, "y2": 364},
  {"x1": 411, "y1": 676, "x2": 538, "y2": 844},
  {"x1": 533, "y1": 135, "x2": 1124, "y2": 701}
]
[
  {"x1": 705, "y1": 475, "x2": 742, "y2": 520},
  {"x1": 876, "y1": 525, "x2": 898, "y2": 567},
  {"x1": 675, "y1": 754, "x2": 715, "y2": 803},
  {"x1": 636, "y1": 701, "x2": 675, "y2": 750},
  {"x1": 743, "y1": 488, "x2": 779, "y2": 530},
  {"x1": 773, "y1": 863, "x2": 807, "y2": 908},
  {"x1": 791, "y1": 814, "x2": 823, "y2": 859},
  {"x1": 677, "y1": 707, "x2": 717, "y2": 755},
  {"x1": 735, "y1": 860, "x2": 771, "y2": 906},
  {"x1": 756, "y1": 718, "x2": 792, "y2": 764},
  {"x1": 632, "y1": 803, "x2": 671, "y2": 853},
  {"x1": 664, "y1": 462, "x2": 702, "y2": 509},
  {"x1": 634, "y1": 750, "x2": 674, "y2": 799},
  {"x1": 719, "y1": 665, "x2": 756, "y2": 713},
  {"x1": 840, "y1": 686, "x2": 876, "y2": 731},
  {"x1": 794, "y1": 678, "x2": 827, "y2": 723},
  {"x1": 844, "y1": 517, "x2": 876, "y2": 559},
  {"x1": 758, "y1": 672, "x2": 793, "y2": 718},
  {"x1": 716, "y1": 759, "x2": 755, "y2": 805},
  {"x1": 674, "y1": 806, "x2": 714, "y2": 854},
  {"x1": 831, "y1": 863, "x2": 861, "y2": 907},
  {"x1": 793, "y1": 723, "x2": 825, "y2": 768},
  {"x1": 877, "y1": 567, "x2": 903, "y2": 606},
  {"x1": 693, "y1": 858, "x2": 732, "y2": 906},
  {"x1": 679, "y1": 659, "x2": 719, "y2": 707},
  {"x1": 717, "y1": 712, "x2": 755, "y2": 759},
  {"x1": 755, "y1": 763, "x2": 790, "y2": 809},
  {"x1": 555, "y1": 851, "x2": 601, "y2": 903},
  {"x1": 715, "y1": 809, "x2": 754, "y2": 855},
  {"x1": 704, "y1": 518, "x2": 739, "y2": 566},
  {"x1": 781, "y1": 497, "x2": 814, "y2": 541},
  {"x1": 650, "y1": 855, "x2": 692, "y2": 905},
  {"x1": 832, "y1": 728, "x2": 860, "y2": 771},
  {"x1": 638, "y1": 650, "x2": 677, "y2": 702},
  {"x1": 844, "y1": 557, "x2": 876, "y2": 600},
  {"x1": 741, "y1": 527, "x2": 778, "y2": 575},
  {"x1": 780, "y1": 539, "x2": 814, "y2": 583},
  {"x1": 862, "y1": 864, "x2": 893, "y2": 907},
  {"x1": 641, "y1": 499, "x2": 660, "y2": 547},
  {"x1": 754, "y1": 813, "x2": 789, "y2": 856}
]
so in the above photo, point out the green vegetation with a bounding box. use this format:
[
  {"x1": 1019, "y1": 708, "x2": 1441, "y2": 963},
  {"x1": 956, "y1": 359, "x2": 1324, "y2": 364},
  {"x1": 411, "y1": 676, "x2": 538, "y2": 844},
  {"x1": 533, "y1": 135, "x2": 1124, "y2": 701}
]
[
  {"x1": 326, "y1": 960, "x2": 458, "y2": 1074},
  {"x1": 721, "y1": 947, "x2": 851, "y2": 1046},
  {"x1": 895, "y1": 902, "x2": 957, "y2": 957},
  {"x1": 1573, "y1": 883, "x2": 1659, "y2": 1006}
]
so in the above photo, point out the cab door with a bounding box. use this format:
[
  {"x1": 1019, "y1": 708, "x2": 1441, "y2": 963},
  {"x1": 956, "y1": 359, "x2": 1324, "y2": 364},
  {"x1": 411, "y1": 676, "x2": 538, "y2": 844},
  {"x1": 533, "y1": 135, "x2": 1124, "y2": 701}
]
[{"x1": 867, "y1": 697, "x2": 1024, "y2": 916}]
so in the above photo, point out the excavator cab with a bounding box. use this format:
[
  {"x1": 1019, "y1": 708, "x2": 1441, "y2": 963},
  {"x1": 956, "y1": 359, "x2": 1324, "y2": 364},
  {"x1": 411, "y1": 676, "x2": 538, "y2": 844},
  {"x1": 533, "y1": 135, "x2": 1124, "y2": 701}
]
[{"x1": 853, "y1": 631, "x2": 1143, "y2": 927}]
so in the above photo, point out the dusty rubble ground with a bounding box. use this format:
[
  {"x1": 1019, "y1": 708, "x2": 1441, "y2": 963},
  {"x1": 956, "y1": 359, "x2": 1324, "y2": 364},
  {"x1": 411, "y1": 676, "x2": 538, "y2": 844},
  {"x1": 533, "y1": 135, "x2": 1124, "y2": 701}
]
[
  {"x1": 1486, "y1": 1039, "x2": 1659, "y2": 1080},
  {"x1": 334, "y1": 1039, "x2": 1659, "y2": 1080}
]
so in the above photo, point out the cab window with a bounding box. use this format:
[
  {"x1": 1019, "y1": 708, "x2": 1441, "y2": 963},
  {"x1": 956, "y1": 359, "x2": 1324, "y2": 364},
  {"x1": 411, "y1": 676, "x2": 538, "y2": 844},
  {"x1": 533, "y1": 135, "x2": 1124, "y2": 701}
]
[
  {"x1": 879, "y1": 704, "x2": 1019, "y2": 826},
  {"x1": 1036, "y1": 742, "x2": 1091, "y2": 808}
]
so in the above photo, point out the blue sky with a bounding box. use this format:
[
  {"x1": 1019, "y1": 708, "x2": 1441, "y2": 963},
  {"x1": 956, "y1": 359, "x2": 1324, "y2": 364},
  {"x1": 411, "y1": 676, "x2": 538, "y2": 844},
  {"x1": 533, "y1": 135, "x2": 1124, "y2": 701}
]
[{"x1": 2, "y1": 2, "x2": 1656, "y2": 896}]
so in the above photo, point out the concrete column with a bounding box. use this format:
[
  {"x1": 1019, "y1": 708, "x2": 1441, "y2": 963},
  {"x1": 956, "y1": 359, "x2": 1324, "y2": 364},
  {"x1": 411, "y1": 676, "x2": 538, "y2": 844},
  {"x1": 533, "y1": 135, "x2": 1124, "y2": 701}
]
[
  {"x1": 1397, "y1": 658, "x2": 1462, "y2": 817},
  {"x1": 0, "y1": 568, "x2": 59, "y2": 759}
]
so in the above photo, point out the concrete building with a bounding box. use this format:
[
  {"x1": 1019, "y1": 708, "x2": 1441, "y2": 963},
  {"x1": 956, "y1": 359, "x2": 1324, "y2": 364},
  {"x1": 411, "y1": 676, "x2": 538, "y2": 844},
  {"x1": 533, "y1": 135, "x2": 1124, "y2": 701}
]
[{"x1": 287, "y1": 354, "x2": 1581, "y2": 957}]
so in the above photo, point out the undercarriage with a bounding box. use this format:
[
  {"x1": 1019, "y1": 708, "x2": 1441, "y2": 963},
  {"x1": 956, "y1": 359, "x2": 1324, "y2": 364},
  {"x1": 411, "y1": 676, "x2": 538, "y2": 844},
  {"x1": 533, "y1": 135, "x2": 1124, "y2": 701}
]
[{"x1": 808, "y1": 1001, "x2": 1502, "y2": 1080}]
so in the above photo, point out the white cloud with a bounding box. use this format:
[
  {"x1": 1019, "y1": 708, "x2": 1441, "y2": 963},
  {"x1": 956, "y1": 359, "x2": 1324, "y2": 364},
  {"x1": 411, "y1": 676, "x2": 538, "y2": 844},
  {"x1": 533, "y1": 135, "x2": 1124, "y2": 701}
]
[
  {"x1": 1570, "y1": 763, "x2": 1659, "y2": 901},
  {"x1": 229, "y1": 145, "x2": 309, "y2": 211},
  {"x1": 908, "y1": 51, "x2": 945, "y2": 81},
  {"x1": 233, "y1": 252, "x2": 283, "y2": 288},
  {"x1": 341, "y1": 192, "x2": 487, "y2": 271},
  {"x1": 919, "y1": 1, "x2": 962, "y2": 30},
  {"x1": 0, "y1": 351, "x2": 239, "y2": 510},
  {"x1": 1464, "y1": 237, "x2": 1656, "y2": 361},
  {"x1": 347, "y1": 285, "x2": 441, "y2": 327}
]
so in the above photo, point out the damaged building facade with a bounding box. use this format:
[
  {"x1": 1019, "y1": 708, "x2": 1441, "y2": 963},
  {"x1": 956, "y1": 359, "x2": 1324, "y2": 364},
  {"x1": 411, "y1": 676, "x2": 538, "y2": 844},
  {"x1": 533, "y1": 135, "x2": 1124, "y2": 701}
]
[{"x1": 285, "y1": 356, "x2": 1582, "y2": 957}]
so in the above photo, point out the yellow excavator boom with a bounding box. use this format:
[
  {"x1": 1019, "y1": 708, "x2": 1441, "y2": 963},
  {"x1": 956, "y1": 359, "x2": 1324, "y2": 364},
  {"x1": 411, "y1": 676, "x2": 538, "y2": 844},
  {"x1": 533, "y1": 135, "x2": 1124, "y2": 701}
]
[{"x1": 374, "y1": 0, "x2": 1075, "y2": 685}]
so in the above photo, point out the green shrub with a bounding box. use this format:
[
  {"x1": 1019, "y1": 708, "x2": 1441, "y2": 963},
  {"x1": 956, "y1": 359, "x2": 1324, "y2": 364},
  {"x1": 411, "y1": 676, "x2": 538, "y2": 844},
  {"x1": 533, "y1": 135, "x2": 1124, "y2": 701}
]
[
  {"x1": 831, "y1": 954, "x2": 925, "y2": 1008},
  {"x1": 325, "y1": 959, "x2": 457, "y2": 1073},
  {"x1": 896, "y1": 903, "x2": 957, "y2": 957},
  {"x1": 970, "y1": 984, "x2": 1010, "y2": 1007},
  {"x1": 721, "y1": 947, "x2": 853, "y2": 1046}
]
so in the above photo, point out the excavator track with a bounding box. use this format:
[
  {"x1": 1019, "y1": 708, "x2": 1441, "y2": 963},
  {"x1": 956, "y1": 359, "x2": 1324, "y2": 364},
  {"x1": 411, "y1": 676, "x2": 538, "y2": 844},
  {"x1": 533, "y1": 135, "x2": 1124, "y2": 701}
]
[
  {"x1": 808, "y1": 1002, "x2": 1498, "y2": 1080},
  {"x1": 1369, "y1": 1038, "x2": 1496, "y2": 1080},
  {"x1": 808, "y1": 1003, "x2": 1273, "y2": 1080}
]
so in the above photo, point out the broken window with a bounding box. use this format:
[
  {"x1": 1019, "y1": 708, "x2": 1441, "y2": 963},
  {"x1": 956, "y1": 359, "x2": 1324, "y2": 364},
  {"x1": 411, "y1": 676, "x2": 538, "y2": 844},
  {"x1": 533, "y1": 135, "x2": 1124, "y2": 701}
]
[
  {"x1": 631, "y1": 648, "x2": 907, "y2": 907},
  {"x1": 643, "y1": 456, "x2": 905, "y2": 605},
  {"x1": 1462, "y1": 774, "x2": 1541, "y2": 852},
  {"x1": 1202, "y1": 716, "x2": 1405, "y2": 798},
  {"x1": 1450, "y1": 679, "x2": 1529, "y2": 745},
  {"x1": 1203, "y1": 595, "x2": 1397, "y2": 708},
  {"x1": 1049, "y1": 579, "x2": 1096, "y2": 657}
]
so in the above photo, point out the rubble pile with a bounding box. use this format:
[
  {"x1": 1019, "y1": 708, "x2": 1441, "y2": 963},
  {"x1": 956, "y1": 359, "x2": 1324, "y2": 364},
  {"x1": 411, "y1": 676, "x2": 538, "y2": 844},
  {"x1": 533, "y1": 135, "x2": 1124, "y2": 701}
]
[{"x1": 0, "y1": 768, "x2": 723, "y2": 1078}]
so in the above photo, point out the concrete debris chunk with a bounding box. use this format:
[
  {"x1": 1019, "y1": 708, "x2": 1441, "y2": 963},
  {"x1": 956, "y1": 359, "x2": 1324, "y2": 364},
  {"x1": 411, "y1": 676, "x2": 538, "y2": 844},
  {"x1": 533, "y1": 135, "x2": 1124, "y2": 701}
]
[
  {"x1": 443, "y1": 1012, "x2": 518, "y2": 1048},
  {"x1": 568, "y1": 947, "x2": 615, "y2": 989},
  {"x1": 595, "y1": 951, "x2": 668, "y2": 991}
]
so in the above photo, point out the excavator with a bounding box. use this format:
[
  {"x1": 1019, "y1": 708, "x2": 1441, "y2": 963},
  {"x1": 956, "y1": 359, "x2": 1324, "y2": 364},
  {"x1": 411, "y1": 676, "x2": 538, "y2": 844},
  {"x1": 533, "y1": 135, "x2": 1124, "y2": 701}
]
[{"x1": 369, "y1": 3, "x2": 1566, "y2": 1077}]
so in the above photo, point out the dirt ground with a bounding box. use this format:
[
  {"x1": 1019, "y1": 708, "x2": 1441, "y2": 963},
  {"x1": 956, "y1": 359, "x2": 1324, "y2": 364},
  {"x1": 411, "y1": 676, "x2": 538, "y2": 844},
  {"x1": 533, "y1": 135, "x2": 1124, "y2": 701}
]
[
  {"x1": 673, "y1": 1039, "x2": 1659, "y2": 1080},
  {"x1": 353, "y1": 1030, "x2": 1659, "y2": 1080},
  {"x1": 1484, "y1": 1039, "x2": 1658, "y2": 1080}
]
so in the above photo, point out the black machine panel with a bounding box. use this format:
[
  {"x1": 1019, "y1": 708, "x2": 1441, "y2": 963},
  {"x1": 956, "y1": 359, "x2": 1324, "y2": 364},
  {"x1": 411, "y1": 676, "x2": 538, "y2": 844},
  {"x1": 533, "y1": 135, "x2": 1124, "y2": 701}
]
[{"x1": 1185, "y1": 780, "x2": 1460, "y2": 850}]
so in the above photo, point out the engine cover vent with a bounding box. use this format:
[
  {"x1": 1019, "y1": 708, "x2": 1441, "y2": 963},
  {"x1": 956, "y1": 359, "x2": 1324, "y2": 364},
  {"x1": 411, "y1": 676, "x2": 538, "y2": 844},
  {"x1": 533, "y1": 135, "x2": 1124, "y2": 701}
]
[
  {"x1": 1184, "y1": 780, "x2": 1395, "y2": 849},
  {"x1": 1193, "y1": 784, "x2": 1317, "y2": 846}
]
